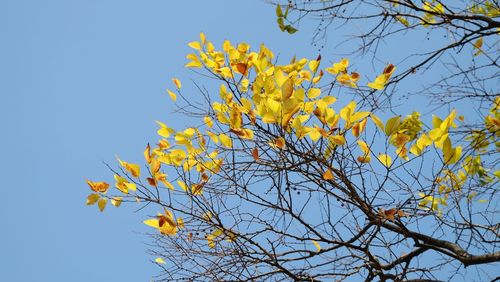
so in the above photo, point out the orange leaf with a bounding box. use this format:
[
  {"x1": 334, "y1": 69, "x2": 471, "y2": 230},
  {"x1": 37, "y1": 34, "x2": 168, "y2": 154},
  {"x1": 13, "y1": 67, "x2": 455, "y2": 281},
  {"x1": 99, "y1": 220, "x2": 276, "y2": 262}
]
[
  {"x1": 144, "y1": 143, "x2": 151, "y2": 164},
  {"x1": 275, "y1": 137, "x2": 286, "y2": 149},
  {"x1": 191, "y1": 183, "x2": 205, "y2": 195},
  {"x1": 233, "y1": 63, "x2": 248, "y2": 75},
  {"x1": 86, "y1": 180, "x2": 110, "y2": 193},
  {"x1": 147, "y1": 177, "x2": 157, "y2": 186},
  {"x1": 172, "y1": 78, "x2": 181, "y2": 89},
  {"x1": 383, "y1": 64, "x2": 395, "y2": 76},
  {"x1": 323, "y1": 168, "x2": 334, "y2": 180},
  {"x1": 383, "y1": 209, "x2": 397, "y2": 221},
  {"x1": 252, "y1": 147, "x2": 259, "y2": 161},
  {"x1": 379, "y1": 208, "x2": 406, "y2": 221}
]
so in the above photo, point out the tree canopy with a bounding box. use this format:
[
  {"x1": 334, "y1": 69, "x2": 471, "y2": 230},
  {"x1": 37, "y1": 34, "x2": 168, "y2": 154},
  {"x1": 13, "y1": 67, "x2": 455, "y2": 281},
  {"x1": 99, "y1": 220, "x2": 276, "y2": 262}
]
[{"x1": 86, "y1": 1, "x2": 499, "y2": 281}]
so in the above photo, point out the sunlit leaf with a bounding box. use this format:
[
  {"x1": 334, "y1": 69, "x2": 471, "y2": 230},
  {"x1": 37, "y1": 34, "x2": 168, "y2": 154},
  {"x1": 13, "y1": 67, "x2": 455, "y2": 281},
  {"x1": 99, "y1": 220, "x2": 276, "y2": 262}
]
[
  {"x1": 111, "y1": 197, "x2": 122, "y2": 207},
  {"x1": 86, "y1": 180, "x2": 110, "y2": 193},
  {"x1": 188, "y1": 41, "x2": 201, "y2": 50},
  {"x1": 325, "y1": 58, "x2": 348, "y2": 74},
  {"x1": 204, "y1": 116, "x2": 214, "y2": 128},
  {"x1": 312, "y1": 240, "x2": 321, "y2": 252},
  {"x1": 117, "y1": 158, "x2": 141, "y2": 178},
  {"x1": 378, "y1": 154, "x2": 392, "y2": 167},
  {"x1": 473, "y1": 37, "x2": 483, "y2": 56},
  {"x1": 172, "y1": 78, "x2": 182, "y2": 89},
  {"x1": 156, "y1": 121, "x2": 174, "y2": 138},
  {"x1": 219, "y1": 133, "x2": 232, "y2": 148},
  {"x1": 97, "y1": 198, "x2": 107, "y2": 212},
  {"x1": 167, "y1": 89, "x2": 177, "y2": 102},
  {"x1": 371, "y1": 114, "x2": 385, "y2": 131},
  {"x1": 307, "y1": 88, "x2": 321, "y2": 99},
  {"x1": 323, "y1": 168, "x2": 334, "y2": 180},
  {"x1": 144, "y1": 143, "x2": 151, "y2": 164},
  {"x1": 155, "y1": 258, "x2": 166, "y2": 264},
  {"x1": 86, "y1": 194, "x2": 99, "y2": 205}
]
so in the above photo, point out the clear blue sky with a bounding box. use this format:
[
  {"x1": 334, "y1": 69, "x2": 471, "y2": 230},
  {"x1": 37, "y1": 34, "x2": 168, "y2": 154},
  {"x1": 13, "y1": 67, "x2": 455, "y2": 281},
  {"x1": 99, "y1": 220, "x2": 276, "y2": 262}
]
[
  {"x1": 0, "y1": 1, "x2": 484, "y2": 281},
  {"x1": 0, "y1": 1, "x2": 321, "y2": 281}
]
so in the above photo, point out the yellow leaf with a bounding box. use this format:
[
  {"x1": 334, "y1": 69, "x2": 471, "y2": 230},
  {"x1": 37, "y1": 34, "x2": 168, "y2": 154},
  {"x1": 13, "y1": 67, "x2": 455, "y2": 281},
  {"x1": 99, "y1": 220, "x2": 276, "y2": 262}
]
[
  {"x1": 172, "y1": 78, "x2": 181, "y2": 89},
  {"x1": 176, "y1": 217, "x2": 185, "y2": 228},
  {"x1": 163, "y1": 180, "x2": 175, "y2": 190},
  {"x1": 370, "y1": 114, "x2": 385, "y2": 131},
  {"x1": 188, "y1": 41, "x2": 201, "y2": 50},
  {"x1": 97, "y1": 198, "x2": 107, "y2": 212},
  {"x1": 111, "y1": 197, "x2": 122, "y2": 207},
  {"x1": 340, "y1": 101, "x2": 357, "y2": 122},
  {"x1": 307, "y1": 88, "x2": 321, "y2": 99},
  {"x1": 352, "y1": 118, "x2": 367, "y2": 138},
  {"x1": 185, "y1": 54, "x2": 202, "y2": 68},
  {"x1": 300, "y1": 70, "x2": 312, "y2": 81},
  {"x1": 199, "y1": 32, "x2": 206, "y2": 45},
  {"x1": 385, "y1": 116, "x2": 401, "y2": 136},
  {"x1": 367, "y1": 74, "x2": 387, "y2": 90},
  {"x1": 390, "y1": 133, "x2": 410, "y2": 148},
  {"x1": 144, "y1": 143, "x2": 151, "y2": 164},
  {"x1": 219, "y1": 133, "x2": 232, "y2": 148},
  {"x1": 428, "y1": 128, "x2": 443, "y2": 141},
  {"x1": 114, "y1": 174, "x2": 129, "y2": 194},
  {"x1": 144, "y1": 218, "x2": 160, "y2": 228},
  {"x1": 443, "y1": 144, "x2": 462, "y2": 165},
  {"x1": 357, "y1": 140, "x2": 371, "y2": 163},
  {"x1": 166, "y1": 89, "x2": 177, "y2": 102},
  {"x1": 323, "y1": 168, "x2": 334, "y2": 180},
  {"x1": 473, "y1": 37, "x2": 483, "y2": 56},
  {"x1": 434, "y1": 133, "x2": 449, "y2": 149},
  {"x1": 281, "y1": 77, "x2": 294, "y2": 100},
  {"x1": 325, "y1": 58, "x2": 348, "y2": 74},
  {"x1": 202, "y1": 211, "x2": 213, "y2": 221},
  {"x1": 155, "y1": 258, "x2": 166, "y2": 264},
  {"x1": 336, "y1": 72, "x2": 360, "y2": 88},
  {"x1": 275, "y1": 69, "x2": 288, "y2": 87},
  {"x1": 312, "y1": 240, "x2": 321, "y2": 252},
  {"x1": 118, "y1": 158, "x2": 141, "y2": 178},
  {"x1": 155, "y1": 121, "x2": 174, "y2": 138},
  {"x1": 396, "y1": 16, "x2": 409, "y2": 27},
  {"x1": 206, "y1": 130, "x2": 219, "y2": 143},
  {"x1": 309, "y1": 59, "x2": 320, "y2": 73},
  {"x1": 86, "y1": 194, "x2": 99, "y2": 205},
  {"x1": 207, "y1": 235, "x2": 216, "y2": 248},
  {"x1": 410, "y1": 133, "x2": 432, "y2": 156},
  {"x1": 357, "y1": 140, "x2": 370, "y2": 154},
  {"x1": 307, "y1": 127, "x2": 322, "y2": 142},
  {"x1": 367, "y1": 64, "x2": 395, "y2": 90},
  {"x1": 321, "y1": 96, "x2": 336, "y2": 105},
  {"x1": 329, "y1": 135, "x2": 346, "y2": 146},
  {"x1": 266, "y1": 98, "x2": 281, "y2": 113},
  {"x1": 231, "y1": 128, "x2": 254, "y2": 140},
  {"x1": 229, "y1": 105, "x2": 242, "y2": 129},
  {"x1": 177, "y1": 180, "x2": 188, "y2": 191},
  {"x1": 378, "y1": 154, "x2": 392, "y2": 167},
  {"x1": 349, "y1": 111, "x2": 370, "y2": 123}
]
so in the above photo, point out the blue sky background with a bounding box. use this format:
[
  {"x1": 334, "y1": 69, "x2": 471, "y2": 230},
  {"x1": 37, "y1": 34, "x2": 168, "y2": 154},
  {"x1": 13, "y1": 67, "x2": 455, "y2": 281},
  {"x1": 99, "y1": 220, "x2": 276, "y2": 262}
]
[{"x1": 0, "y1": 1, "x2": 489, "y2": 281}]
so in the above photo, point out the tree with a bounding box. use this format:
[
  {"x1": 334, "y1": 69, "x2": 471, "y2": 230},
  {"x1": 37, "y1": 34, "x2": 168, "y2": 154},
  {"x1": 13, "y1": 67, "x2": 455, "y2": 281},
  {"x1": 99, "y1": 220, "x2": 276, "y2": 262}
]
[
  {"x1": 273, "y1": 0, "x2": 499, "y2": 107},
  {"x1": 85, "y1": 2, "x2": 499, "y2": 281}
]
